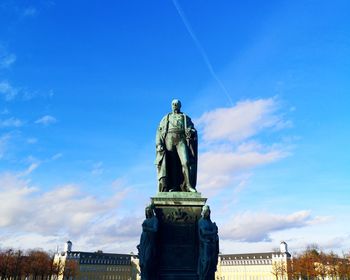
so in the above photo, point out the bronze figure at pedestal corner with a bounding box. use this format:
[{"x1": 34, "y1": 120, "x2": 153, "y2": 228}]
[
  {"x1": 198, "y1": 205, "x2": 219, "y2": 280},
  {"x1": 137, "y1": 206, "x2": 159, "y2": 280},
  {"x1": 155, "y1": 99, "x2": 198, "y2": 193}
]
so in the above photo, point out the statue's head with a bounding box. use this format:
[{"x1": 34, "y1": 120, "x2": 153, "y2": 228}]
[
  {"x1": 145, "y1": 205, "x2": 154, "y2": 219},
  {"x1": 171, "y1": 99, "x2": 181, "y2": 113},
  {"x1": 201, "y1": 205, "x2": 211, "y2": 219}
]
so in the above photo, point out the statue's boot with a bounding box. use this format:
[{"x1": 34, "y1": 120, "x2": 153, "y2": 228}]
[
  {"x1": 159, "y1": 177, "x2": 168, "y2": 192},
  {"x1": 187, "y1": 186, "x2": 197, "y2": 193},
  {"x1": 183, "y1": 167, "x2": 197, "y2": 193}
]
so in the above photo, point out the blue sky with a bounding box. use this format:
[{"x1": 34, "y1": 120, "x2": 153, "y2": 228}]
[{"x1": 0, "y1": 0, "x2": 349, "y2": 255}]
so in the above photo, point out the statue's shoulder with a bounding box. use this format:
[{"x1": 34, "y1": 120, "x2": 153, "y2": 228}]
[
  {"x1": 183, "y1": 113, "x2": 195, "y2": 127},
  {"x1": 159, "y1": 114, "x2": 170, "y2": 127},
  {"x1": 185, "y1": 115, "x2": 192, "y2": 122},
  {"x1": 162, "y1": 113, "x2": 171, "y2": 121}
]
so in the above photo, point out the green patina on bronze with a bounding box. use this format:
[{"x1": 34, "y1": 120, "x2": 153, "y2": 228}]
[
  {"x1": 138, "y1": 100, "x2": 219, "y2": 280},
  {"x1": 155, "y1": 99, "x2": 198, "y2": 193}
]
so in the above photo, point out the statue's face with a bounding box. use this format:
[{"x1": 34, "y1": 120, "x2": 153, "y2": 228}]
[
  {"x1": 145, "y1": 207, "x2": 153, "y2": 218},
  {"x1": 202, "y1": 206, "x2": 210, "y2": 219},
  {"x1": 171, "y1": 99, "x2": 181, "y2": 113}
]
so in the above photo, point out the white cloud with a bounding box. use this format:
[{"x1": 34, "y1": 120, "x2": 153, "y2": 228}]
[
  {"x1": 0, "y1": 80, "x2": 53, "y2": 102},
  {"x1": 220, "y1": 210, "x2": 326, "y2": 243},
  {"x1": 317, "y1": 235, "x2": 350, "y2": 251},
  {"x1": 201, "y1": 146, "x2": 286, "y2": 176},
  {"x1": 0, "y1": 172, "x2": 135, "y2": 252},
  {"x1": 195, "y1": 98, "x2": 292, "y2": 192},
  {"x1": 0, "y1": 232, "x2": 62, "y2": 252},
  {"x1": 0, "y1": 117, "x2": 23, "y2": 127},
  {"x1": 0, "y1": 173, "x2": 37, "y2": 228},
  {"x1": 198, "y1": 142, "x2": 289, "y2": 191},
  {"x1": 35, "y1": 115, "x2": 57, "y2": 126},
  {"x1": 18, "y1": 162, "x2": 40, "y2": 177},
  {"x1": 22, "y1": 89, "x2": 55, "y2": 101},
  {"x1": 196, "y1": 98, "x2": 289, "y2": 143},
  {"x1": 0, "y1": 81, "x2": 18, "y2": 100}
]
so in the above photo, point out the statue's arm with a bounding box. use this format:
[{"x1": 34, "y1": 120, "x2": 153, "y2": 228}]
[
  {"x1": 185, "y1": 116, "x2": 197, "y2": 137},
  {"x1": 156, "y1": 116, "x2": 167, "y2": 150},
  {"x1": 152, "y1": 217, "x2": 159, "y2": 232},
  {"x1": 143, "y1": 217, "x2": 159, "y2": 233},
  {"x1": 199, "y1": 221, "x2": 217, "y2": 237}
]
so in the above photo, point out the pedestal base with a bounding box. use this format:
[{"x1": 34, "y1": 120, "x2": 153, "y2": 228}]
[{"x1": 151, "y1": 192, "x2": 207, "y2": 280}]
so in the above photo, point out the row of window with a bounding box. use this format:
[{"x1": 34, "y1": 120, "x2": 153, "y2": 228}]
[
  {"x1": 222, "y1": 260, "x2": 273, "y2": 266},
  {"x1": 220, "y1": 275, "x2": 277, "y2": 280},
  {"x1": 223, "y1": 256, "x2": 270, "y2": 260},
  {"x1": 222, "y1": 267, "x2": 271, "y2": 272},
  {"x1": 80, "y1": 266, "x2": 131, "y2": 272},
  {"x1": 81, "y1": 276, "x2": 131, "y2": 280},
  {"x1": 80, "y1": 259, "x2": 130, "y2": 265},
  {"x1": 107, "y1": 267, "x2": 131, "y2": 272}
]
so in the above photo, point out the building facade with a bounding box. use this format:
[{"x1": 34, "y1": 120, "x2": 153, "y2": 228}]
[
  {"x1": 217, "y1": 242, "x2": 291, "y2": 280},
  {"x1": 53, "y1": 241, "x2": 139, "y2": 280}
]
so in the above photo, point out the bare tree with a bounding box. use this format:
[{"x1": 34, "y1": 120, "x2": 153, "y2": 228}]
[
  {"x1": 316, "y1": 251, "x2": 328, "y2": 280},
  {"x1": 337, "y1": 257, "x2": 350, "y2": 280},
  {"x1": 27, "y1": 250, "x2": 52, "y2": 280},
  {"x1": 272, "y1": 260, "x2": 287, "y2": 280},
  {"x1": 63, "y1": 259, "x2": 78, "y2": 280}
]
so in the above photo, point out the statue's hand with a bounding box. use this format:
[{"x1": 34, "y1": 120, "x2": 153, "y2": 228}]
[
  {"x1": 185, "y1": 128, "x2": 193, "y2": 138},
  {"x1": 156, "y1": 144, "x2": 164, "y2": 152}
]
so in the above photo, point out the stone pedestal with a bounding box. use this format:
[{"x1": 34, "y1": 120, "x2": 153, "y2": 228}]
[{"x1": 151, "y1": 192, "x2": 207, "y2": 280}]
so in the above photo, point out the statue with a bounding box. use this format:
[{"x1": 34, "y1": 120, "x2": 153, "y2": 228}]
[
  {"x1": 198, "y1": 205, "x2": 219, "y2": 280},
  {"x1": 137, "y1": 206, "x2": 159, "y2": 280},
  {"x1": 155, "y1": 99, "x2": 198, "y2": 192}
]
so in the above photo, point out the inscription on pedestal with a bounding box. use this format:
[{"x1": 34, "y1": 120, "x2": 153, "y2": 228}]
[
  {"x1": 157, "y1": 207, "x2": 197, "y2": 270},
  {"x1": 151, "y1": 193, "x2": 207, "y2": 280}
]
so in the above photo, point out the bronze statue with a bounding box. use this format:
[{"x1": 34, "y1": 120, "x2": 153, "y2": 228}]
[
  {"x1": 198, "y1": 205, "x2": 219, "y2": 280},
  {"x1": 155, "y1": 99, "x2": 198, "y2": 192},
  {"x1": 137, "y1": 206, "x2": 159, "y2": 280}
]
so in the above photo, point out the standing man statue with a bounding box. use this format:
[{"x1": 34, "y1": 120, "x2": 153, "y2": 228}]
[
  {"x1": 198, "y1": 205, "x2": 219, "y2": 280},
  {"x1": 137, "y1": 205, "x2": 159, "y2": 280},
  {"x1": 155, "y1": 99, "x2": 198, "y2": 192}
]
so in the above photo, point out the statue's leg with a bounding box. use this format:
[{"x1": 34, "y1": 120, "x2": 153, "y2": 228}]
[
  {"x1": 177, "y1": 142, "x2": 196, "y2": 192},
  {"x1": 165, "y1": 135, "x2": 177, "y2": 191},
  {"x1": 158, "y1": 176, "x2": 168, "y2": 192}
]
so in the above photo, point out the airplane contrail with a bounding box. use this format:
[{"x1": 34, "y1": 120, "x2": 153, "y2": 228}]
[{"x1": 172, "y1": 0, "x2": 233, "y2": 106}]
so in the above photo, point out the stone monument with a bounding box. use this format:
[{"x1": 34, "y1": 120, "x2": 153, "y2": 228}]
[
  {"x1": 137, "y1": 205, "x2": 159, "y2": 280},
  {"x1": 198, "y1": 205, "x2": 219, "y2": 280},
  {"x1": 138, "y1": 99, "x2": 219, "y2": 280}
]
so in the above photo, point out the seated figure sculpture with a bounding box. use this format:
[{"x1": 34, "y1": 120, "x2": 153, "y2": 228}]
[
  {"x1": 155, "y1": 99, "x2": 197, "y2": 192},
  {"x1": 137, "y1": 206, "x2": 159, "y2": 280},
  {"x1": 198, "y1": 205, "x2": 219, "y2": 280}
]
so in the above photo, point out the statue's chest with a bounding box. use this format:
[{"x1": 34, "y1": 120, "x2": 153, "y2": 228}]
[{"x1": 169, "y1": 114, "x2": 184, "y2": 129}]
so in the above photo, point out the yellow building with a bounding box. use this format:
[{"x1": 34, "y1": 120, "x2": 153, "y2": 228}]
[
  {"x1": 217, "y1": 242, "x2": 291, "y2": 280},
  {"x1": 53, "y1": 241, "x2": 138, "y2": 280}
]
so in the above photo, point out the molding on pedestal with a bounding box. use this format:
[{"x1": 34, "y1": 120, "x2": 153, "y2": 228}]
[{"x1": 152, "y1": 192, "x2": 207, "y2": 206}]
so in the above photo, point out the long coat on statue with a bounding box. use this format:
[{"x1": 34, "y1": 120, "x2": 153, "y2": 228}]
[{"x1": 155, "y1": 112, "x2": 197, "y2": 192}]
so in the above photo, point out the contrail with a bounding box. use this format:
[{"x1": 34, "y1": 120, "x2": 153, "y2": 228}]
[{"x1": 172, "y1": 0, "x2": 233, "y2": 106}]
